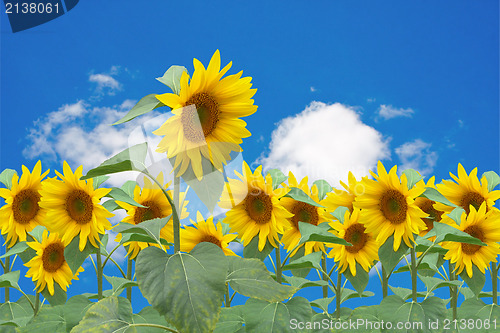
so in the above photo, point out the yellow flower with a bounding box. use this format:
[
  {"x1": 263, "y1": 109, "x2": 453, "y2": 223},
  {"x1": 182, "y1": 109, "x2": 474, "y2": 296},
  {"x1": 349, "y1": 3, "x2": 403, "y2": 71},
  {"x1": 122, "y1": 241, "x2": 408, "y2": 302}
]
[
  {"x1": 354, "y1": 161, "x2": 428, "y2": 251},
  {"x1": 0, "y1": 161, "x2": 49, "y2": 247},
  {"x1": 280, "y1": 172, "x2": 331, "y2": 256},
  {"x1": 441, "y1": 203, "x2": 500, "y2": 278},
  {"x1": 323, "y1": 172, "x2": 364, "y2": 213},
  {"x1": 181, "y1": 212, "x2": 237, "y2": 256},
  {"x1": 115, "y1": 173, "x2": 189, "y2": 259},
  {"x1": 25, "y1": 230, "x2": 83, "y2": 295},
  {"x1": 435, "y1": 163, "x2": 500, "y2": 215},
  {"x1": 414, "y1": 176, "x2": 444, "y2": 237},
  {"x1": 40, "y1": 161, "x2": 113, "y2": 251},
  {"x1": 219, "y1": 161, "x2": 292, "y2": 251},
  {"x1": 328, "y1": 209, "x2": 379, "y2": 276},
  {"x1": 153, "y1": 50, "x2": 257, "y2": 180}
]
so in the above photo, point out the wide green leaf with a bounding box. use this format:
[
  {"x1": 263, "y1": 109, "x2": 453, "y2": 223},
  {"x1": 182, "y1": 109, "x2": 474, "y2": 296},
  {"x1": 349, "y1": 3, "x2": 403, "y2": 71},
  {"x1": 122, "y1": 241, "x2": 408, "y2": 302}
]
[
  {"x1": 226, "y1": 256, "x2": 295, "y2": 302},
  {"x1": 459, "y1": 264, "x2": 485, "y2": 297},
  {"x1": 447, "y1": 207, "x2": 466, "y2": 225},
  {"x1": 429, "y1": 222, "x2": 486, "y2": 245},
  {"x1": 131, "y1": 306, "x2": 176, "y2": 333},
  {"x1": 18, "y1": 306, "x2": 66, "y2": 333},
  {"x1": 0, "y1": 300, "x2": 32, "y2": 328},
  {"x1": 418, "y1": 275, "x2": 462, "y2": 295},
  {"x1": 420, "y1": 297, "x2": 447, "y2": 326},
  {"x1": 64, "y1": 234, "x2": 97, "y2": 274},
  {"x1": 121, "y1": 180, "x2": 137, "y2": 198},
  {"x1": 104, "y1": 275, "x2": 138, "y2": 297},
  {"x1": 267, "y1": 169, "x2": 287, "y2": 190},
  {"x1": 310, "y1": 297, "x2": 335, "y2": 313},
  {"x1": 29, "y1": 225, "x2": 46, "y2": 243},
  {"x1": 284, "y1": 275, "x2": 329, "y2": 290},
  {"x1": 421, "y1": 187, "x2": 457, "y2": 207},
  {"x1": 298, "y1": 222, "x2": 350, "y2": 246},
  {"x1": 136, "y1": 242, "x2": 227, "y2": 333},
  {"x1": 113, "y1": 94, "x2": 164, "y2": 125},
  {"x1": 482, "y1": 171, "x2": 500, "y2": 191},
  {"x1": 63, "y1": 295, "x2": 94, "y2": 331},
  {"x1": 156, "y1": 65, "x2": 189, "y2": 94},
  {"x1": 288, "y1": 246, "x2": 311, "y2": 278},
  {"x1": 342, "y1": 262, "x2": 369, "y2": 295},
  {"x1": 107, "y1": 187, "x2": 145, "y2": 208},
  {"x1": 377, "y1": 296, "x2": 425, "y2": 332},
  {"x1": 312, "y1": 179, "x2": 331, "y2": 200},
  {"x1": 242, "y1": 236, "x2": 274, "y2": 261},
  {"x1": 340, "y1": 288, "x2": 374, "y2": 303},
  {"x1": 282, "y1": 251, "x2": 322, "y2": 271},
  {"x1": 402, "y1": 169, "x2": 423, "y2": 190},
  {"x1": 0, "y1": 271, "x2": 20, "y2": 290},
  {"x1": 41, "y1": 281, "x2": 67, "y2": 306},
  {"x1": 378, "y1": 235, "x2": 409, "y2": 273},
  {"x1": 113, "y1": 217, "x2": 170, "y2": 247},
  {"x1": 331, "y1": 206, "x2": 349, "y2": 223},
  {"x1": 213, "y1": 306, "x2": 246, "y2": 333},
  {"x1": 92, "y1": 175, "x2": 110, "y2": 189},
  {"x1": 0, "y1": 169, "x2": 17, "y2": 190},
  {"x1": 286, "y1": 187, "x2": 323, "y2": 207}
]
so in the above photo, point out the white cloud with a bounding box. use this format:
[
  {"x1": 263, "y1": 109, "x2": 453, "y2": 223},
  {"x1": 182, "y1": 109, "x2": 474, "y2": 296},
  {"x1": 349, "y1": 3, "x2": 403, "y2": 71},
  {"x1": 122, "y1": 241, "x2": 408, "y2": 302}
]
[
  {"x1": 395, "y1": 139, "x2": 438, "y2": 176},
  {"x1": 377, "y1": 104, "x2": 414, "y2": 120},
  {"x1": 89, "y1": 72, "x2": 122, "y2": 97},
  {"x1": 257, "y1": 101, "x2": 391, "y2": 187},
  {"x1": 310, "y1": 86, "x2": 316, "y2": 92}
]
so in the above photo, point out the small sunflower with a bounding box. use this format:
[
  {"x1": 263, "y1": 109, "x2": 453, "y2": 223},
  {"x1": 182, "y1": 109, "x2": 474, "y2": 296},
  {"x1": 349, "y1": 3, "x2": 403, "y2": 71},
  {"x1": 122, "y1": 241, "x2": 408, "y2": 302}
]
[
  {"x1": 414, "y1": 177, "x2": 444, "y2": 237},
  {"x1": 219, "y1": 161, "x2": 293, "y2": 251},
  {"x1": 180, "y1": 212, "x2": 237, "y2": 256},
  {"x1": 435, "y1": 163, "x2": 500, "y2": 215},
  {"x1": 280, "y1": 172, "x2": 331, "y2": 256},
  {"x1": 323, "y1": 172, "x2": 364, "y2": 213},
  {"x1": 0, "y1": 161, "x2": 49, "y2": 247},
  {"x1": 25, "y1": 230, "x2": 84, "y2": 295},
  {"x1": 441, "y1": 203, "x2": 500, "y2": 278},
  {"x1": 40, "y1": 161, "x2": 113, "y2": 251},
  {"x1": 328, "y1": 209, "x2": 379, "y2": 276},
  {"x1": 115, "y1": 173, "x2": 189, "y2": 259},
  {"x1": 153, "y1": 50, "x2": 257, "y2": 180},
  {"x1": 354, "y1": 161, "x2": 428, "y2": 251}
]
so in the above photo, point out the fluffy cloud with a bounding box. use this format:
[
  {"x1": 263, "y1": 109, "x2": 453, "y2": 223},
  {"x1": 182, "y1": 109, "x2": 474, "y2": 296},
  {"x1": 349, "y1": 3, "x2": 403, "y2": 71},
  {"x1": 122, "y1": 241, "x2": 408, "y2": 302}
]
[
  {"x1": 89, "y1": 69, "x2": 122, "y2": 98},
  {"x1": 377, "y1": 104, "x2": 414, "y2": 120},
  {"x1": 257, "y1": 101, "x2": 391, "y2": 187},
  {"x1": 395, "y1": 139, "x2": 438, "y2": 176}
]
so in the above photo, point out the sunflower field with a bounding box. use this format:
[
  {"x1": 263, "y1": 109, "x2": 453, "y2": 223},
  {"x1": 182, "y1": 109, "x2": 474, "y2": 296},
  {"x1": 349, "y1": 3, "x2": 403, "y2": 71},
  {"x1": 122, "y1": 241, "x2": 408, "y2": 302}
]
[{"x1": 0, "y1": 51, "x2": 499, "y2": 333}]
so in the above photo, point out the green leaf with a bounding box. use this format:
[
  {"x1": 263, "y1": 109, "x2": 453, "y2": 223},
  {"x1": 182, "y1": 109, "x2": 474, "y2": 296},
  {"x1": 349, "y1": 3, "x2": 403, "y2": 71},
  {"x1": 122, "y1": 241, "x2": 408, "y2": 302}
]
[
  {"x1": 310, "y1": 297, "x2": 335, "y2": 313},
  {"x1": 92, "y1": 175, "x2": 110, "y2": 189},
  {"x1": 114, "y1": 217, "x2": 170, "y2": 247},
  {"x1": 0, "y1": 300, "x2": 32, "y2": 328},
  {"x1": 100, "y1": 233, "x2": 109, "y2": 257},
  {"x1": 349, "y1": 305, "x2": 379, "y2": 322},
  {"x1": 121, "y1": 180, "x2": 137, "y2": 198},
  {"x1": 226, "y1": 256, "x2": 295, "y2": 302},
  {"x1": 421, "y1": 187, "x2": 457, "y2": 207},
  {"x1": 40, "y1": 281, "x2": 67, "y2": 306},
  {"x1": 0, "y1": 271, "x2": 20, "y2": 289},
  {"x1": 459, "y1": 264, "x2": 485, "y2": 297},
  {"x1": 429, "y1": 221, "x2": 486, "y2": 245},
  {"x1": 81, "y1": 143, "x2": 148, "y2": 179},
  {"x1": 448, "y1": 207, "x2": 466, "y2": 225},
  {"x1": 104, "y1": 275, "x2": 138, "y2": 297},
  {"x1": 457, "y1": 298, "x2": 486, "y2": 319},
  {"x1": 64, "y1": 234, "x2": 96, "y2": 274},
  {"x1": 136, "y1": 242, "x2": 227, "y2": 333},
  {"x1": 414, "y1": 237, "x2": 447, "y2": 255},
  {"x1": 243, "y1": 297, "x2": 312, "y2": 333},
  {"x1": 394, "y1": 262, "x2": 437, "y2": 274},
  {"x1": 0, "y1": 242, "x2": 29, "y2": 259},
  {"x1": 402, "y1": 169, "x2": 423, "y2": 190},
  {"x1": 267, "y1": 169, "x2": 287, "y2": 190},
  {"x1": 298, "y1": 222, "x2": 350, "y2": 246},
  {"x1": 340, "y1": 288, "x2": 374, "y2": 303},
  {"x1": 282, "y1": 251, "x2": 322, "y2": 271},
  {"x1": 312, "y1": 179, "x2": 331, "y2": 200},
  {"x1": 213, "y1": 306, "x2": 246, "y2": 333},
  {"x1": 342, "y1": 262, "x2": 369, "y2": 295},
  {"x1": 118, "y1": 233, "x2": 171, "y2": 247},
  {"x1": 419, "y1": 276, "x2": 463, "y2": 294},
  {"x1": 113, "y1": 94, "x2": 164, "y2": 125},
  {"x1": 242, "y1": 236, "x2": 274, "y2": 261},
  {"x1": 476, "y1": 304, "x2": 500, "y2": 323},
  {"x1": 420, "y1": 297, "x2": 447, "y2": 325},
  {"x1": 286, "y1": 187, "x2": 323, "y2": 207},
  {"x1": 377, "y1": 296, "x2": 425, "y2": 332},
  {"x1": 63, "y1": 295, "x2": 94, "y2": 331},
  {"x1": 288, "y1": 246, "x2": 311, "y2": 278},
  {"x1": 29, "y1": 225, "x2": 46, "y2": 243},
  {"x1": 482, "y1": 171, "x2": 500, "y2": 191},
  {"x1": 331, "y1": 206, "x2": 349, "y2": 223},
  {"x1": 18, "y1": 306, "x2": 65, "y2": 333},
  {"x1": 284, "y1": 275, "x2": 329, "y2": 290},
  {"x1": 388, "y1": 286, "x2": 427, "y2": 301},
  {"x1": 378, "y1": 234, "x2": 409, "y2": 273},
  {"x1": 132, "y1": 306, "x2": 176, "y2": 333},
  {"x1": 102, "y1": 199, "x2": 120, "y2": 212},
  {"x1": 107, "y1": 187, "x2": 146, "y2": 208},
  {"x1": 156, "y1": 65, "x2": 189, "y2": 94},
  {"x1": 0, "y1": 169, "x2": 17, "y2": 190}
]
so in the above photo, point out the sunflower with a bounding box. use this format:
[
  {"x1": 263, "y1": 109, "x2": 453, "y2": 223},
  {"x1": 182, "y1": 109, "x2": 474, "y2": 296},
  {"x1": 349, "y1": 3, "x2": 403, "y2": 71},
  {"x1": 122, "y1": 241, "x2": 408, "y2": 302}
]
[
  {"x1": 414, "y1": 176, "x2": 444, "y2": 237},
  {"x1": 0, "y1": 161, "x2": 49, "y2": 248},
  {"x1": 219, "y1": 161, "x2": 293, "y2": 251},
  {"x1": 441, "y1": 203, "x2": 500, "y2": 278},
  {"x1": 353, "y1": 161, "x2": 428, "y2": 251},
  {"x1": 435, "y1": 163, "x2": 500, "y2": 215},
  {"x1": 328, "y1": 209, "x2": 379, "y2": 276},
  {"x1": 153, "y1": 50, "x2": 257, "y2": 180},
  {"x1": 39, "y1": 161, "x2": 113, "y2": 251},
  {"x1": 25, "y1": 230, "x2": 84, "y2": 295},
  {"x1": 115, "y1": 173, "x2": 189, "y2": 259},
  {"x1": 280, "y1": 172, "x2": 331, "y2": 256},
  {"x1": 180, "y1": 212, "x2": 237, "y2": 256},
  {"x1": 323, "y1": 172, "x2": 364, "y2": 213}
]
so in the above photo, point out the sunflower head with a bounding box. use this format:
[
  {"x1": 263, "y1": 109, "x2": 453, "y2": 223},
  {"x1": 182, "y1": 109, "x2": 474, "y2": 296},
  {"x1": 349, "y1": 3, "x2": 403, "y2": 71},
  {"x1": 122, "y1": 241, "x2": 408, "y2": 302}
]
[
  {"x1": 25, "y1": 230, "x2": 84, "y2": 295},
  {"x1": 323, "y1": 172, "x2": 364, "y2": 213},
  {"x1": 414, "y1": 177, "x2": 444, "y2": 237},
  {"x1": 153, "y1": 50, "x2": 257, "y2": 180},
  {"x1": 0, "y1": 161, "x2": 49, "y2": 247}
]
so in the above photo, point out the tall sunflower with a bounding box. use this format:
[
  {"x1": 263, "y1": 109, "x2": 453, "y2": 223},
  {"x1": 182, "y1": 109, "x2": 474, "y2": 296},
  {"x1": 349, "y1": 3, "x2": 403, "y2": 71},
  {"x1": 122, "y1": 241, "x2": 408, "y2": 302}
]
[
  {"x1": 153, "y1": 50, "x2": 257, "y2": 180},
  {"x1": 115, "y1": 173, "x2": 189, "y2": 259},
  {"x1": 280, "y1": 172, "x2": 331, "y2": 256},
  {"x1": 323, "y1": 172, "x2": 364, "y2": 213},
  {"x1": 40, "y1": 161, "x2": 113, "y2": 251},
  {"x1": 328, "y1": 209, "x2": 379, "y2": 276},
  {"x1": 354, "y1": 161, "x2": 428, "y2": 251},
  {"x1": 414, "y1": 176, "x2": 444, "y2": 237},
  {"x1": 0, "y1": 161, "x2": 49, "y2": 247},
  {"x1": 219, "y1": 161, "x2": 292, "y2": 251},
  {"x1": 435, "y1": 163, "x2": 500, "y2": 215},
  {"x1": 25, "y1": 230, "x2": 84, "y2": 295},
  {"x1": 441, "y1": 203, "x2": 500, "y2": 278},
  {"x1": 180, "y1": 212, "x2": 237, "y2": 256}
]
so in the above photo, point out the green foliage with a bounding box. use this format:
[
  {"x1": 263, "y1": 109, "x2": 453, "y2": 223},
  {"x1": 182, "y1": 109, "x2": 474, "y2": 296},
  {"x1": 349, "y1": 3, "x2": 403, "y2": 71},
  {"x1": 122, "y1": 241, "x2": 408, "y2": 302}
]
[
  {"x1": 402, "y1": 168, "x2": 423, "y2": 190},
  {"x1": 286, "y1": 187, "x2": 324, "y2": 207},
  {"x1": 104, "y1": 275, "x2": 138, "y2": 297},
  {"x1": 132, "y1": 306, "x2": 176, "y2": 333},
  {"x1": 114, "y1": 216, "x2": 170, "y2": 247},
  {"x1": 107, "y1": 187, "x2": 146, "y2": 208},
  {"x1": 0, "y1": 298, "x2": 33, "y2": 328},
  {"x1": 378, "y1": 235, "x2": 409, "y2": 273},
  {"x1": 288, "y1": 246, "x2": 311, "y2": 278},
  {"x1": 421, "y1": 187, "x2": 457, "y2": 207},
  {"x1": 343, "y1": 262, "x2": 369, "y2": 295},
  {"x1": 64, "y1": 235, "x2": 97, "y2": 275},
  {"x1": 156, "y1": 65, "x2": 189, "y2": 95},
  {"x1": 242, "y1": 236, "x2": 274, "y2": 261},
  {"x1": 340, "y1": 288, "x2": 374, "y2": 303},
  {"x1": 113, "y1": 94, "x2": 165, "y2": 125},
  {"x1": 92, "y1": 175, "x2": 110, "y2": 189},
  {"x1": 482, "y1": 170, "x2": 500, "y2": 191},
  {"x1": 298, "y1": 222, "x2": 350, "y2": 246},
  {"x1": 429, "y1": 222, "x2": 486, "y2": 245},
  {"x1": 312, "y1": 179, "x2": 331, "y2": 200},
  {"x1": 213, "y1": 306, "x2": 246, "y2": 333},
  {"x1": 0, "y1": 242, "x2": 30, "y2": 258},
  {"x1": 0, "y1": 271, "x2": 21, "y2": 290},
  {"x1": 282, "y1": 251, "x2": 322, "y2": 271},
  {"x1": 310, "y1": 297, "x2": 334, "y2": 313},
  {"x1": 41, "y1": 282, "x2": 67, "y2": 306},
  {"x1": 267, "y1": 168, "x2": 287, "y2": 190},
  {"x1": 284, "y1": 275, "x2": 329, "y2": 290},
  {"x1": 377, "y1": 296, "x2": 426, "y2": 332},
  {"x1": 459, "y1": 264, "x2": 486, "y2": 297},
  {"x1": 332, "y1": 206, "x2": 349, "y2": 222},
  {"x1": 0, "y1": 169, "x2": 17, "y2": 190}
]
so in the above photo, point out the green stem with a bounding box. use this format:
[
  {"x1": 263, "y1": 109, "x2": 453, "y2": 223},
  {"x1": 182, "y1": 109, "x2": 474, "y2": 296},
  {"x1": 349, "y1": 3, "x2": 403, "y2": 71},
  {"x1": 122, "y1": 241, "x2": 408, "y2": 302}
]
[
  {"x1": 96, "y1": 247, "x2": 103, "y2": 300},
  {"x1": 275, "y1": 247, "x2": 282, "y2": 284},
  {"x1": 410, "y1": 248, "x2": 417, "y2": 302},
  {"x1": 101, "y1": 243, "x2": 122, "y2": 268},
  {"x1": 173, "y1": 176, "x2": 180, "y2": 253},
  {"x1": 34, "y1": 292, "x2": 40, "y2": 315},
  {"x1": 15, "y1": 287, "x2": 35, "y2": 313},
  {"x1": 108, "y1": 256, "x2": 127, "y2": 279},
  {"x1": 225, "y1": 283, "x2": 231, "y2": 307},
  {"x1": 449, "y1": 261, "x2": 457, "y2": 320},
  {"x1": 4, "y1": 256, "x2": 9, "y2": 302},
  {"x1": 336, "y1": 270, "x2": 342, "y2": 319},
  {"x1": 491, "y1": 262, "x2": 498, "y2": 305},
  {"x1": 9, "y1": 255, "x2": 17, "y2": 271},
  {"x1": 321, "y1": 253, "x2": 328, "y2": 298},
  {"x1": 382, "y1": 265, "x2": 388, "y2": 299},
  {"x1": 127, "y1": 259, "x2": 133, "y2": 302}
]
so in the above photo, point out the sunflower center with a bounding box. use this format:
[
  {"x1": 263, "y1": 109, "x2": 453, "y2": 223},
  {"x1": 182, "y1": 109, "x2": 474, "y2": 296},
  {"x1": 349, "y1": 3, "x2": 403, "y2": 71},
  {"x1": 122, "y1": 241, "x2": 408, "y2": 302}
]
[
  {"x1": 244, "y1": 189, "x2": 272, "y2": 224},
  {"x1": 134, "y1": 201, "x2": 163, "y2": 224},
  {"x1": 380, "y1": 189, "x2": 407, "y2": 225},
  {"x1": 461, "y1": 225, "x2": 485, "y2": 255},
  {"x1": 65, "y1": 189, "x2": 93, "y2": 225},
  {"x1": 182, "y1": 92, "x2": 220, "y2": 143},
  {"x1": 460, "y1": 192, "x2": 485, "y2": 214},
  {"x1": 344, "y1": 223, "x2": 368, "y2": 254},
  {"x1": 12, "y1": 189, "x2": 41, "y2": 224},
  {"x1": 291, "y1": 201, "x2": 319, "y2": 229},
  {"x1": 417, "y1": 198, "x2": 442, "y2": 232},
  {"x1": 200, "y1": 235, "x2": 222, "y2": 249},
  {"x1": 42, "y1": 242, "x2": 66, "y2": 273}
]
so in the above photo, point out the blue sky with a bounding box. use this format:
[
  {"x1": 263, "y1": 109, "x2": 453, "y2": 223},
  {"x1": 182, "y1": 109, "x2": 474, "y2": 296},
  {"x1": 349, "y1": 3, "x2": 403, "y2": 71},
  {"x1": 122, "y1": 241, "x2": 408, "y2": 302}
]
[{"x1": 1, "y1": 0, "x2": 498, "y2": 312}]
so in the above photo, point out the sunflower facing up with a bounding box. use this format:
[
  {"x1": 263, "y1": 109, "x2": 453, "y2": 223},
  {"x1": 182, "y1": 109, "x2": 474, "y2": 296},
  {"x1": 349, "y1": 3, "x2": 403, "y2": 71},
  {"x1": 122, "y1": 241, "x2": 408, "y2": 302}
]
[
  {"x1": 435, "y1": 163, "x2": 500, "y2": 215},
  {"x1": 219, "y1": 161, "x2": 293, "y2": 251},
  {"x1": 0, "y1": 161, "x2": 49, "y2": 247},
  {"x1": 115, "y1": 173, "x2": 189, "y2": 259},
  {"x1": 280, "y1": 172, "x2": 332, "y2": 256},
  {"x1": 328, "y1": 209, "x2": 379, "y2": 276},
  {"x1": 354, "y1": 161, "x2": 428, "y2": 251},
  {"x1": 40, "y1": 161, "x2": 113, "y2": 251},
  {"x1": 180, "y1": 212, "x2": 237, "y2": 256},
  {"x1": 323, "y1": 171, "x2": 364, "y2": 213},
  {"x1": 153, "y1": 50, "x2": 257, "y2": 180},
  {"x1": 414, "y1": 176, "x2": 444, "y2": 237},
  {"x1": 441, "y1": 203, "x2": 500, "y2": 278},
  {"x1": 25, "y1": 230, "x2": 84, "y2": 295}
]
